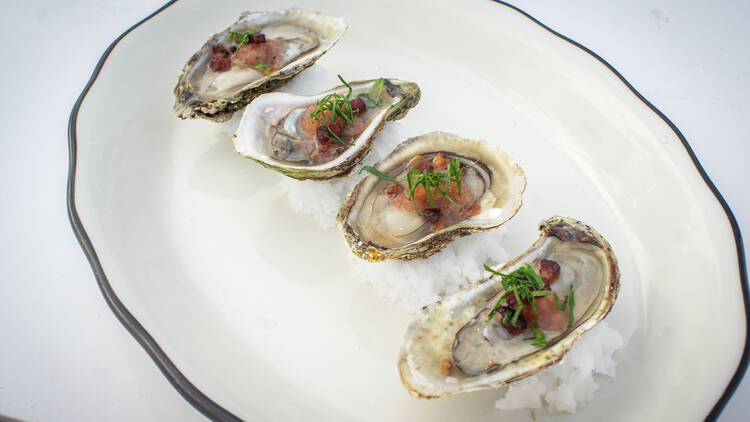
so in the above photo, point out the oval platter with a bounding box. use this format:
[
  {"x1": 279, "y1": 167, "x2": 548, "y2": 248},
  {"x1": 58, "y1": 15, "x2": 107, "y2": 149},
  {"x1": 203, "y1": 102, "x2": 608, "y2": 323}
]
[{"x1": 68, "y1": 0, "x2": 748, "y2": 420}]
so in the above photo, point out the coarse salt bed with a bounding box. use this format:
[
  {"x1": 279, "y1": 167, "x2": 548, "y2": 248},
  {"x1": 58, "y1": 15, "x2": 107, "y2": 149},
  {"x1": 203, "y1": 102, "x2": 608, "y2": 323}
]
[
  {"x1": 495, "y1": 321, "x2": 624, "y2": 414},
  {"x1": 351, "y1": 229, "x2": 509, "y2": 312}
]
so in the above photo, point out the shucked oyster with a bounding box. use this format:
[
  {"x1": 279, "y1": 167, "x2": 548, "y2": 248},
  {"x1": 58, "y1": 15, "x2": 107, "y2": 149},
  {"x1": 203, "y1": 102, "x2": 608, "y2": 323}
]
[
  {"x1": 233, "y1": 78, "x2": 420, "y2": 180},
  {"x1": 174, "y1": 9, "x2": 346, "y2": 122},
  {"x1": 398, "y1": 216, "x2": 620, "y2": 398},
  {"x1": 337, "y1": 132, "x2": 526, "y2": 261}
]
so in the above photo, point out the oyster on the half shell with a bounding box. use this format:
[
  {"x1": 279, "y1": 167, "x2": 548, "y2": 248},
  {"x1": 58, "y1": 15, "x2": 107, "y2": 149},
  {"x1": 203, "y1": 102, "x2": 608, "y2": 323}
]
[
  {"x1": 337, "y1": 132, "x2": 526, "y2": 261},
  {"x1": 173, "y1": 9, "x2": 346, "y2": 122},
  {"x1": 233, "y1": 78, "x2": 420, "y2": 180},
  {"x1": 397, "y1": 216, "x2": 620, "y2": 398}
]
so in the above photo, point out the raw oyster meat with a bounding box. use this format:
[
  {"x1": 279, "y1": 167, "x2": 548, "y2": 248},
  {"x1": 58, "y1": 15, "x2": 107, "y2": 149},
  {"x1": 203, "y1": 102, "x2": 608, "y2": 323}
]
[
  {"x1": 337, "y1": 132, "x2": 526, "y2": 260},
  {"x1": 233, "y1": 78, "x2": 420, "y2": 180},
  {"x1": 398, "y1": 216, "x2": 620, "y2": 398}
]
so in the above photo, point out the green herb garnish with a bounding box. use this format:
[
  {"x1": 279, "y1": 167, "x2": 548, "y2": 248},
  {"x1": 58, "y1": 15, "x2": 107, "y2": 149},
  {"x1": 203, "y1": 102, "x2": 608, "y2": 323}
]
[
  {"x1": 357, "y1": 77, "x2": 388, "y2": 107},
  {"x1": 484, "y1": 262, "x2": 577, "y2": 348},
  {"x1": 231, "y1": 58, "x2": 274, "y2": 76},
  {"x1": 523, "y1": 326, "x2": 547, "y2": 348},
  {"x1": 361, "y1": 156, "x2": 465, "y2": 213},
  {"x1": 484, "y1": 264, "x2": 549, "y2": 323},
  {"x1": 228, "y1": 28, "x2": 259, "y2": 58},
  {"x1": 309, "y1": 74, "x2": 362, "y2": 146}
]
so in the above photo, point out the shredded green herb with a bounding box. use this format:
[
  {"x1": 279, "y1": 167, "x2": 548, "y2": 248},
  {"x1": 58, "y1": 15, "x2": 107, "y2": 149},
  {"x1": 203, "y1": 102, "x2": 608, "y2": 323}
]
[
  {"x1": 485, "y1": 264, "x2": 548, "y2": 322},
  {"x1": 523, "y1": 326, "x2": 547, "y2": 348},
  {"x1": 228, "y1": 29, "x2": 259, "y2": 58},
  {"x1": 232, "y1": 58, "x2": 273, "y2": 76},
  {"x1": 357, "y1": 77, "x2": 388, "y2": 107},
  {"x1": 484, "y1": 262, "x2": 577, "y2": 349},
  {"x1": 251, "y1": 58, "x2": 273, "y2": 76},
  {"x1": 360, "y1": 156, "x2": 464, "y2": 213},
  {"x1": 309, "y1": 75, "x2": 363, "y2": 145},
  {"x1": 568, "y1": 284, "x2": 575, "y2": 327}
]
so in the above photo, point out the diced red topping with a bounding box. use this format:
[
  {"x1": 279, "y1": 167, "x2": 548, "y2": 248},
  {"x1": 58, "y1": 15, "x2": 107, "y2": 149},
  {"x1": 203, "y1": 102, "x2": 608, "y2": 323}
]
[
  {"x1": 422, "y1": 208, "x2": 441, "y2": 224},
  {"x1": 432, "y1": 153, "x2": 448, "y2": 171},
  {"x1": 350, "y1": 97, "x2": 367, "y2": 115},
  {"x1": 539, "y1": 259, "x2": 560, "y2": 282},
  {"x1": 385, "y1": 183, "x2": 403, "y2": 197},
  {"x1": 440, "y1": 357, "x2": 453, "y2": 375},
  {"x1": 249, "y1": 32, "x2": 266, "y2": 43},
  {"x1": 520, "y1": 296, "x2": 568, "y2": 331},
  {"x1": 406, "y1": 155, "x2": 433, "y2": 173},
  {"x1": 209, "y1": 44, "x2": 231, "y2": 72},
  {"x1": 316, "y1": 122, "x2": 345, "y2": 144},
  {"x1": 493, "y1": 306, "x2": 527, "y2": 336}
]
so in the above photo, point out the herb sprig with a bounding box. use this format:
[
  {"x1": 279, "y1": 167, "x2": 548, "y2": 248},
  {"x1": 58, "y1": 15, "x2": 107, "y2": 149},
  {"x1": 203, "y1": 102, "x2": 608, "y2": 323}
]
[
  {"x1": 310, "y1": 76, "x2": 393, "y2": 146},
  {"x1": 357, "y1": 77, "x2": 388, "y2": 107},
  {"x1": 310, "y1": 75, "x2": 359, "y2": 145},
  {"x1": 552, "y1": 284, "x2": 575, "y2": 326},
  {"x1": 232, "y1": 58, "x2": 273, "y2": 76},
  {"x1": 524, "y1": 327, "x2": 547, "y2": 348},
  {"x1": 484, "y1": 264, "x2": 549, "y2": 324},
  {"x1": 361, "y1": 156, "x2": 464, "y2": 213},
  {"x1": 483, "y1": 263, "x2": 576, "y2": 349},
  {"x1": 228, "y1": 29, "x2": 259, "y2": 58}
]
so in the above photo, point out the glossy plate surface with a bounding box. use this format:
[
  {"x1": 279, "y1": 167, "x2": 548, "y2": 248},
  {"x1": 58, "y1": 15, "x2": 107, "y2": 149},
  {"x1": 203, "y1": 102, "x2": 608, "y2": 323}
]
[{"x1": 68, "y1": 0, "x2": 748, "y2": 420}]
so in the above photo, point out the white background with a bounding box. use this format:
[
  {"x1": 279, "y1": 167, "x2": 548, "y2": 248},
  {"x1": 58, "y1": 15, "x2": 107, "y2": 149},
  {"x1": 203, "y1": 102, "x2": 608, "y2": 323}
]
[{"x1": 1, "y1": 0, "x2": 748, "y2": 421}]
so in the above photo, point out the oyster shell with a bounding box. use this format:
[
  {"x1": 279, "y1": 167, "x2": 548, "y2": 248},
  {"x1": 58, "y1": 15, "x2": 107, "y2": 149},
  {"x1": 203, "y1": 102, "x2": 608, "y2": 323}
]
[
  {"x1": 233, "y1": 78, "x2": 420, "y2": 180},
  {"x1": 337, "y1": 132, "x2": 526, "y2": 261},
  {"x1": 173, "y1": 9, "x2": 346, "y2": 122},
  {"x1": 397, "y1": 216, "x2": 620, "y2": 398}
]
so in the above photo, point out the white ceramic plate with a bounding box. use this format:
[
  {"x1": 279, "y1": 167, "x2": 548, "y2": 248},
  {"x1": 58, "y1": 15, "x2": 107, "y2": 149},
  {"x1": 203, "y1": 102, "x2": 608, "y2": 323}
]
[{"x1": 68, "y1": 0, "x2": 749, "y2": 420}]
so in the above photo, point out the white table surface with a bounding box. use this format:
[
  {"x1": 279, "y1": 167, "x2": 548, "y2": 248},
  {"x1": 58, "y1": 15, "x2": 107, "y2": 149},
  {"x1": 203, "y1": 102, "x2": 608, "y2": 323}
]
[{"x1": 1, "y1": 0, "x2": 747, "y2": 420}]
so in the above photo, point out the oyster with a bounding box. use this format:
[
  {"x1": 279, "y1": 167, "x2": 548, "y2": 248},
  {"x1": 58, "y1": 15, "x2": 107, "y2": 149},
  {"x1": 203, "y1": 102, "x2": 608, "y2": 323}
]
[
  {"x1": 337, "y1": 132, "x2": 525, "y2": 261},
  {"x1": 173, "y1": 9, "x2": 347, "y2": 122},
  {"x1": 397, "y1": 216, "x2": 620, "y2": 398},
  {"x1": 233, "y1": 78, "x2": 420, "y2": 180}
]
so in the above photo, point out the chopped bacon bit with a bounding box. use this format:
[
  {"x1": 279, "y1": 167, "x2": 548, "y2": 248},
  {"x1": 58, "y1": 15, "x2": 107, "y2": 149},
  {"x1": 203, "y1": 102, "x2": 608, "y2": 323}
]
[
  {"x1": 385, "y1": 183, "x2": 403, "y2": 197},
  {"x1": 316, "y1": 122, "x2": 344, "y2": 144},
  {"x1": 440, "y1": 357, "x2": 453, "y2": 375},
  {"x1": 539, "y1": 259, "x2": 560, "y2": 282},
  {"x1": 493, "y1": 306, "x2": 527, "y2": 336},
  {"x1": 432, "y1": 153, "x2": 448, "y2": 171},
  {"x1": 249, "y1": 32, "x2": 266, "y2": 43},
  {"x1": 406, "y1": 155, "x2": 420, "y2": 170},
  {"x1": 506, "y1": 278, "x2": 551, "y2": 309},
  {"x1": 542, "y1": 278, "x2": 552, "y2": 291},
  {"x1": 417, "y1": 161, "x2": 433, "y2": 172},
  {"x1": 422, "y1": 208, "x2": 441, "y2": 224},
  {"x1": 349, "y1": 97, "x2": 367, "y2": 115},
  {"x1": 209, "y1": 44, "x2": 231, "y2": 72},
  {"x1": 406, "y1": 155, "x2": 433, "y2": 173}
]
